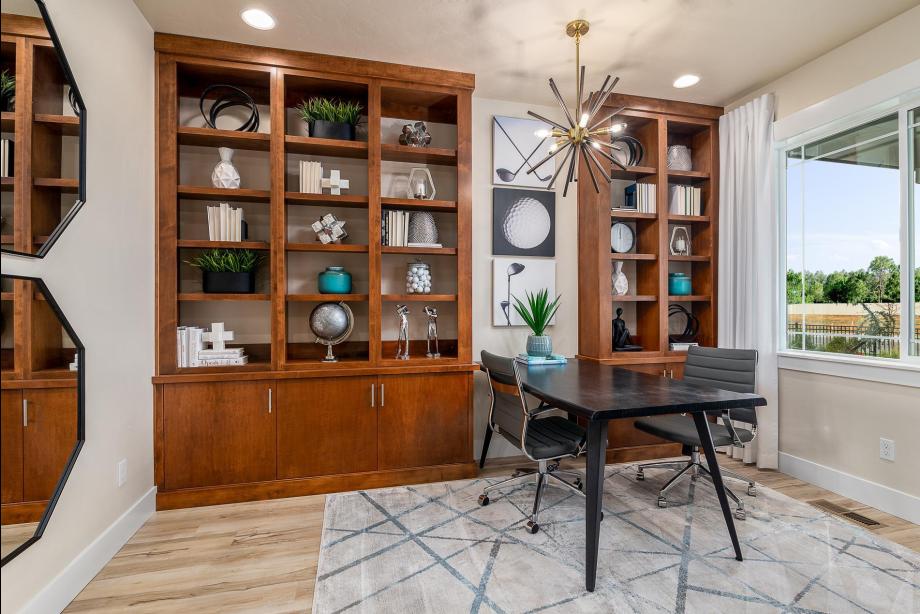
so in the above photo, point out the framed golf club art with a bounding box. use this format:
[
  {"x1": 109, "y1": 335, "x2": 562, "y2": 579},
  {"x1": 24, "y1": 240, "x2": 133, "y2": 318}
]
[
  {"x1": 492, "y1": 116, "x2": 554, "y2": 189},
  {"x1": 492, "y1": 257, "x2": 556, "y2": 327}
]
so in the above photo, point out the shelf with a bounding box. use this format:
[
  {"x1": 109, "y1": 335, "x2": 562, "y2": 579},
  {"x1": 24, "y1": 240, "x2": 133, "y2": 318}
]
[
  {"x1": 177, "y1": 126, "x2": 271, "y2": 151},
  {"x1": 1, "y1": 112, "x2": 14, "y2": 132},
  {"x1": 0, "y1": 234, "x2": 13, "y2": 244},
  {"x1": 613, "y1": 295, "x2": 657, "y2": 302},
  {"x1": 668, "y1": 255, "x2": 709, "y2": 262},
  {"x1": 382, "y1": 294, "x2": 457, "y2": 302},
  {"x1": 33, "y1": 114, "x2": 80, "y2": 136},
  {"x1": 177, "y1": 293, "x2": 271, "y2": 301},
  {"x1": 285, "y1": 192, "x2": 368, "y2": 208},
  {"x1": 33, "y1": 177, "x2": 78, "y2": 192},
  {"x1": 0, "y1": 177, "x2": 12, "y2": 191},
  {"x1": 667, "y1": 169, "x2": 709, "y2": 180},
  {"x1": 611, "y1": 209, "x2": 656, "y2": 220},
  {"x1": 285, "y1": 135, "x2": 368, "y2": 158},
  {"x1": 177, "y1": 185, "x2": 270, "y2": 202},
  {"x1": 382, "y1": 246, "x2": 457, "y2": 256},
  {"x1": 287, "y1": 293, "x2": 368, "y2": 302},
  {"x1": 669, "y1": 295, "x2": 711, "y2": 302},
  {"x1": 612, "y1": 253, "x2": 656, "y2": 261},
  {"x1": 177, "y1": 360, "x2": 272, "y2": 375},
  {"x1": 381, "y1": 197, "x2": 457, "y2": 212},
  {"x1": 668, "y1": 214, "x2": 710, "y2": 224},
  {"x1": 380, "y1": 144, "x2": 456, "y2": 165},
  {"x1": 610, "y1": 165, "x2": 657, "y2": 181},
  {"x1": 0, "y1": 292, "x2": 13, "y2": 301},
  {"x1": 286, "y1": 242, "x2": 368, "y2": 253},
  {"x1": 177, "y1": 240, "x2": 270, "y2": 250}
]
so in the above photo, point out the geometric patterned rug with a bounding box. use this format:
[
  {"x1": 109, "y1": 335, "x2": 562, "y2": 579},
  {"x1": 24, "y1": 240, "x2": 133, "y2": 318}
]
[{"x1": 313, "y1": 463, "x2": 919, "y2": 613}]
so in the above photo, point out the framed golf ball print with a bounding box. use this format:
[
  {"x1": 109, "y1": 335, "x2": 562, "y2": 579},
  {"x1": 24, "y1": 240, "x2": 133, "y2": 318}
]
[{"x1": 492, "y1": 187, "x2": 555, "y2": 257}]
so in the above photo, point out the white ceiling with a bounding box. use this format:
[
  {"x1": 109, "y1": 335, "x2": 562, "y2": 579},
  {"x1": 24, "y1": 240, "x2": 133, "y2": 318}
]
[{"x1": 130, "y1": 0, "x2": 915, "y2": 107}]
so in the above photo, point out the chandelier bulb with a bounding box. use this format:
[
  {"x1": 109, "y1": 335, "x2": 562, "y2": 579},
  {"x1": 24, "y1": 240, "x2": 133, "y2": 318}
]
[
  {"x1": 534, "y1": 128, "x2": 552, "y2": 139},
  {"x1": 579, "y1": 113, "x2": 589, "y2": 128}
]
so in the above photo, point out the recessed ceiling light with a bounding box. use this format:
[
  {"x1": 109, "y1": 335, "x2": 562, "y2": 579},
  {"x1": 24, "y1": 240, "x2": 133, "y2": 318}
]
[
  {"x1": 241, "y1": 8, "x2": 276, "y2": 30},
  {"x1": 673, "y1": 74, "x2": 700, "y2": 89}
]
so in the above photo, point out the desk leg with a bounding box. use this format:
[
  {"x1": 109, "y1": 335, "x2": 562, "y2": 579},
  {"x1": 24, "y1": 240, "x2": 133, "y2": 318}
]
[
  {"x1": 585, "y1": 419, "x2": 608, "y2": 592},
  {"x1": 692, "y1": 412, "x2": 743, "y2": 561}
]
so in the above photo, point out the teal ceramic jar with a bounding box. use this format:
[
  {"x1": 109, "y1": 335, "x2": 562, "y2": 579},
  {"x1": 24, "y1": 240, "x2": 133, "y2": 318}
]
[
  {"x1": 668, "y1": 272, "x2": 692, "y2": 296},
  {"x1": 318, "y1": 266, "x2": 352, "y2": 294}
]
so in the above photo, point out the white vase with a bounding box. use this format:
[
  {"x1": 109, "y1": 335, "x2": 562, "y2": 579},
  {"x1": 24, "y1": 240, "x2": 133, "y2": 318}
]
[
  {"x1": 667, "y1": 145, "x2": 692, "y2": 171},
  {"x1": 612, "y1": 261, "x2": 628, "y2": 296},
  {"x1": 211, "y1": 147, "x2": 241, "y2": 189}
]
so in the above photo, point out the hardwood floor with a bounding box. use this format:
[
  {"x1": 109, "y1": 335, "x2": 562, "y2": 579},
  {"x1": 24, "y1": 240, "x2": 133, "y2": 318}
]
[{"x1": 65, "y1": 457, "x2": 919, "y2": 612}]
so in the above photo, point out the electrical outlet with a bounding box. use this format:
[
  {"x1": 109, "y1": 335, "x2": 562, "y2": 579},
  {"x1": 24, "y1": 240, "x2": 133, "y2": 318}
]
[
  {"x1": 879, "y1": 438, "x2": 895, "y2": 462},
  {"x1": 116, "y1": 459, "x2": 128, "y2": 487}
]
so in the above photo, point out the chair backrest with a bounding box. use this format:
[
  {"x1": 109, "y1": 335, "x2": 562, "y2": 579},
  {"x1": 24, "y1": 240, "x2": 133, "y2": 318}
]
[
  {"x1": 684, "y1": 346, "x2": 758, "y2": 425},
  {"x1": 481, "y1": 350, "x2": 527, "y2": 451}
]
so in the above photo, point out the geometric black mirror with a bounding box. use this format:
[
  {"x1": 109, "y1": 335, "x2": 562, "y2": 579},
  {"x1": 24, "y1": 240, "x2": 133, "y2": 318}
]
[
  {"x1": 1, "y1": 0, "x2": 86, "y2": 258},
  {"x1": 1, "y1": 274, "x2": 84, "y2": 565}
]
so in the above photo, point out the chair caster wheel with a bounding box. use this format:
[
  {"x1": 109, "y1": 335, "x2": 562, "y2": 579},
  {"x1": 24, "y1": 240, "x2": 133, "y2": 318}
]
[
  {"x1": 478, "y1": 495, "x2": 490, "y2": 507},
  {"x1": 735, "y1": 509, "x2": 746, "y2": 521},
  {"x1": 747, "y1": 485, "x2": 757, "y2": 497},
  {"x1": 526, "y1": 521, "x2": 539, "y2": 534},
  {"x1": 635, "y1": 472, "x2": 645, "y2": 481},
  {"x1": 657, "y1": 497, "x2": 668, "y2": 508}
]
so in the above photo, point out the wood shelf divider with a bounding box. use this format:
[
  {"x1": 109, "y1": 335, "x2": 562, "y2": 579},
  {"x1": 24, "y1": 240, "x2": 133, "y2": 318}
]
[
  {"x1": 284, "y1": 135, "x2": 368, "y2": 158},
  {"x1": 381, "y1": 246, "x2": 457, "y2": 256},
  {"x1": 286, "y1": 242, "x2": 368, "y2": 253},
  {"x1": 612, "y1": 253, "x2": 656, "y2": 261},
  {"x1": 177, "y1": 185, "x2": 271, "y2": 202},
  {"x1": 284, "y1": 192, "x2": 369, "y2": 208},
  {"x1": 380, "y1": 143, "x2": 456, "y2": 165},
  {"x1": 177, "y1": 126, "x2": 271, "y2": 151},
  {"x1": 177, "y1": 239, "x2": 270, "y2": 250},
  {"x1": 177, "y1": 293, "x2": 272, "y2": 302}
]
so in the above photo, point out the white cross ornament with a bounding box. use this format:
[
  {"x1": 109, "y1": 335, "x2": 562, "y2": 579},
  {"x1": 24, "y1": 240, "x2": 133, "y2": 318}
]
[
  {"x1": 321, "y1": 170, "x2": 350, "y2": 195},
  {"x1": 202, "y1": 322, "x2": 234, "y2": 351}
]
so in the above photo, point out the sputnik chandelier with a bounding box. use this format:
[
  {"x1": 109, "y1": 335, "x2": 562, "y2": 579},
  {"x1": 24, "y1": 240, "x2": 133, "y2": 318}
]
[{"x1": 526, "y1": 19, "x2": 628, "y2": 196}]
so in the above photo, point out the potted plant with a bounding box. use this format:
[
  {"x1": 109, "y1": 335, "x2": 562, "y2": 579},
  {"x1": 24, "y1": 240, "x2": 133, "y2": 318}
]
[
  {"x1": 295, "y1": 96, "x2": 363, "y2": 141},
  {"x1": 0, "y1": 70, "x2": 14, "y2": 112},
  {"x1": 186, "y1": 248, "x2": 264, "y2": 294},
  {"x1": 512, "y1": 288, "x2": 561, "y2": 357}
]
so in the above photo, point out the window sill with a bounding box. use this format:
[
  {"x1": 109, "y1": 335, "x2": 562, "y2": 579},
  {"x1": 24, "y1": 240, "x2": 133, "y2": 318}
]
[{"x1": 777, "y1": 351, "x2": 920, "y2": 388}]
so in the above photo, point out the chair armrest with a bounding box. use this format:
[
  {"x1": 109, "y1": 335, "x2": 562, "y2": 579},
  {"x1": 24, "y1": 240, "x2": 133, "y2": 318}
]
[{"x1": 720, "y1": 413, "x2": 746, "y2": 448}]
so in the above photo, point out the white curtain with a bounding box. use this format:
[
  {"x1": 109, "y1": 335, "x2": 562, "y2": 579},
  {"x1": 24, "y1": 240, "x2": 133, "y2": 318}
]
[{"x1": 718, "y1": 93, "x2": 779, "y2": 469}]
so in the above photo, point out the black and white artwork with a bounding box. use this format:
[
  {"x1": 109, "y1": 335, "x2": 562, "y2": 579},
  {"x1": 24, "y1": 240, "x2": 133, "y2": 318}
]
[
  {"x1": 492, "y1": 187, "x2": 555, "y2": 257},
  {"x1": 492, "y1": 257, "x2": 557, "y2": 327},
  {"x1": 492, "y1": 115, "x2": 554, "y2": 189}
]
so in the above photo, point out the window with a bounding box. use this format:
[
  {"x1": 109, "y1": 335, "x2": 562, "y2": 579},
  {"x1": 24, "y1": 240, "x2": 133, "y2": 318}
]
[{"x1": 782, "y1": 102, "x2": 920, "y2": 364}]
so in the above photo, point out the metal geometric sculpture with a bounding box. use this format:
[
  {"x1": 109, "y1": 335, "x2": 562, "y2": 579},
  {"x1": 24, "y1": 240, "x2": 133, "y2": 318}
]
[
  {"x1": 526, "y1": 18, "x2": 629, "y2": 197},
  {"x1": 312, "y1": 213, "x2": 348, "y2": 244}
]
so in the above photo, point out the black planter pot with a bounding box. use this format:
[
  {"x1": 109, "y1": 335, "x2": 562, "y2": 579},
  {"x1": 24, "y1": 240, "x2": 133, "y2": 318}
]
[
  {"x1": 203, "y1": 271, "x2": 255, "y2": 294},
  {"x1": 309, "y1": 119, "x2": 355, "y2": 141}
]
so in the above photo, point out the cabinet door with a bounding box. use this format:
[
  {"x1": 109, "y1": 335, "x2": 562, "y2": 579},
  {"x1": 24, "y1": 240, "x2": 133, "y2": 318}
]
[
  {"x1": 377, "y1": 373, "x2": 471, "y2": 470},
  {"x1": 667, "y1": 363, "x2": 685, "y2": 379},
  {"x1": 22, "y1": 388, "x2": 78, "y2": 502},
  {"x1": 1, "y1": 389, "x2": 23, "y2": 504},
  {"x1": 276, "y1": 377, "x2": 377, "y2": 479},
  {"x1": 163, "y1": 381, "x2": 275, "y2": 490}
]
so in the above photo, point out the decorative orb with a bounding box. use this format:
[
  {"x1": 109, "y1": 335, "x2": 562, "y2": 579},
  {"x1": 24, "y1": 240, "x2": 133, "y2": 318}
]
[
  {"x1": 309, "y1": 302, "x2": 351, "y2": 341},
  {"x1": 502, "y1": 196, "x2": 551, "y2": 249}
]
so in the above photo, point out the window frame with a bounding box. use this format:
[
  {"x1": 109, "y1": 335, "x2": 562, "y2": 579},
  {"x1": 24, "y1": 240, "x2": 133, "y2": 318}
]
[{"x1": 776, "y1": 93, "x2": 920, "y2": 378}]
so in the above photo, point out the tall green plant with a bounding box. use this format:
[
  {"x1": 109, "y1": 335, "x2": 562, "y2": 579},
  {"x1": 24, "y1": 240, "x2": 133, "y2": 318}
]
[
  {"x1": 295, "y1": 97, "x2": 363, "y2": 126},
  {"x1": 0, "y1": 70, "x2": 15, "y2": 111},
  {"x1": 511, "y1": 289, "x2": 560, "y2": 337},
  {"x1": 185, "y1": 249, "x2": 263, "y2": 273}
]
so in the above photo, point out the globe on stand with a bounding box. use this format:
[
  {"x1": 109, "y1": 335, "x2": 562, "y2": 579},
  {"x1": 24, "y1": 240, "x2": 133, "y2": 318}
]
[{"x1": 309, "y1": 302, "x2": 354, "y2": 362}]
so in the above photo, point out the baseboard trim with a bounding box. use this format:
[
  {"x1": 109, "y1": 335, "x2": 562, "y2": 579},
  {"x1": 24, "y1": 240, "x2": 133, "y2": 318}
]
[
  {"x1": 20, "y1": 486, "x2": 156, "y2": 614},
  {"x1": 778, "y1": 452, "x2": 920, "y2": 525}
]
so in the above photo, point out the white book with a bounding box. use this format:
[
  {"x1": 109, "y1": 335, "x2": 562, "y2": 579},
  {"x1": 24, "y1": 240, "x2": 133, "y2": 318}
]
[
  {"x1": 176, "y1": 327, "x2": 185, "y2": 368},
  {"x1": 198, "y1": 348, "x2": 245, "y2": 358},
  {"x1": 299, "y1": 160, "x2": 305, "y2": 193},
  {"x1": 1, "y1": 140, "x2": 6, "y2": 178},
  {"x1": 316, "y1": 162, "x2": 323, "y2": 193},
  {"x1": 403, "y1": 211, "x2": 409, "y2": 246},
  {"x1": 198, "y1": 356, "x2": 249, "y2": 366},
  {"x1": 407, "y1": 242, "x2": 443, "y2": 248},
  {"x1": 179, "y1": 327, "x2": 189, "y2": 368},
  {"x1": 188, "y1": 327, "x2": 203, "y2": 368}
]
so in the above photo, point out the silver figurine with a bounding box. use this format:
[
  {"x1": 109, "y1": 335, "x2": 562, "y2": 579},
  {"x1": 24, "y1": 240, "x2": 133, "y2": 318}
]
[
  {"x1": 395, "y1": 304, "x2": 410, "y2": 360},
  {"x1": 424, "y1": 305, "x2": 440, "y2": 358}
]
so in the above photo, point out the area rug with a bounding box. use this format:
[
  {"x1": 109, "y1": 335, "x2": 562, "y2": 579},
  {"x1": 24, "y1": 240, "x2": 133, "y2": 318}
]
[{"x1": 312, "y1": 463, "x2": 919, "y2": 613}]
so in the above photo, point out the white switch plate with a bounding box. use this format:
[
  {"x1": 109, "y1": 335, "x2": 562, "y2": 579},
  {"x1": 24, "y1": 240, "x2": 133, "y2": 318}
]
[
  {"x1": 879, "y1": 438, "x2": 895, "y2": 462},
  {"x1": 116, "y1": 459, "x2": 128, "y2": 487}
]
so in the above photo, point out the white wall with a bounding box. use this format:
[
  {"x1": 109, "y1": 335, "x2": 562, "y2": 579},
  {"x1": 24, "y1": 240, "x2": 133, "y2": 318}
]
[
  {"x1": 470, "y1": 97, "x2": 578, "y2": 460},
  {"x1": 0, "y1": 0, "x2": 155, "y2": 611}
]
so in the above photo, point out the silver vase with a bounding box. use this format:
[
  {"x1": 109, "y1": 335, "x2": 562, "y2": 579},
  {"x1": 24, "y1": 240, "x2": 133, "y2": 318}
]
[{"x1": 407, "y1": 212, "x2": 438, "y2": 244}]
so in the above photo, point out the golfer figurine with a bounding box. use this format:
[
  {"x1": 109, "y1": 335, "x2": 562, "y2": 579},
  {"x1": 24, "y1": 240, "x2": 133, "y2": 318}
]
[
  {"x1": 395, "y1": 304, "x2": 410, "y2": 360},
  {"x1": 424, "y1": 306, "x2": 440, "y2": 358}
]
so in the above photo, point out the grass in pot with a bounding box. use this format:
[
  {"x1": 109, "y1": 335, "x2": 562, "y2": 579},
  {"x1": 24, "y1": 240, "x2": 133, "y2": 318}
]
[
  {"x1": 186, "y1": 248, "x2": 264, "y2": 294},
  {"x1": 512, "y1": 288, "x2": 561, "y2": 358},
  {"x1": 295, "y1": 97, "x2": 363, "y2": 141},
  {"x1": 0, "y1": 70, "x2": 14, "y2": 112}
]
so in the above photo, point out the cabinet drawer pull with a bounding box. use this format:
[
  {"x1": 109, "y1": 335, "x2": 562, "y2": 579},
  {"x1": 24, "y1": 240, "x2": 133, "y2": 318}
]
[
  {"x1": 268, "y1": 387, "x2": 272, "y2": 413},
  {"x1": 380, "y1": 383, "x2": 385, "y2": 407},
  {"x1": 22, "y1": 398, "x2": 28, "y2": 427},
  {"x1": 371, "y1": 383, "x2": 375, "y2": 408}
]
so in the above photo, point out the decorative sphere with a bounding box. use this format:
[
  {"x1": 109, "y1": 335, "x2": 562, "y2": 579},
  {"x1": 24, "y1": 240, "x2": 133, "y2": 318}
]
[
  {"x1": 502, "y1": 196, "x2": 551, "y2": 249},
  {"x1": 309, "y1": 302, "x2": 352, "y2": 342}
]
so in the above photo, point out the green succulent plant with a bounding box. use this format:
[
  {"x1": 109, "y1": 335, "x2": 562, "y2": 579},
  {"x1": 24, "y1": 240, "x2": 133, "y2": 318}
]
[
  {"x1": 185, "y1": 248, "x2": 263, "y2": 273},
  {"x1": 512, "y1": 288, "x2": 560, "y2": 337},
  {"x1": 295, "y1": 97, "x2": 363, "y2": 127},
  {"x1": 0, "y1": 70, "x2": 15, "y2": 111}
]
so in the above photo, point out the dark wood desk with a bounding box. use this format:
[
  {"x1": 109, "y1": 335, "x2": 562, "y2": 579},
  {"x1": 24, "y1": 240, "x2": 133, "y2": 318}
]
[{"x1": 517, "y1": 359, "x2": 767, "y2": 592}]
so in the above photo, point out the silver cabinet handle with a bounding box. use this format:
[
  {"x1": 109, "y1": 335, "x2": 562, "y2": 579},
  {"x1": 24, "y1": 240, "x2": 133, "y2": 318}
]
[
  {"x1": 22, "y1": 398, "x2": 28, "y2": 427},
  {"x1": 380, "y1": 383, "x2": 385, "y2": 407},
  {"x1": 268, "y1": 387, "x2": 272, "y2": 413},
  {"x1": 371, "y1": 383, "x2": 375, "y2": 408},
  {"x1": 669, "y1": 369, "x2": 675, "y2": 378},
  {"x1": 662, "y1": 369, "x2": 667, "y2": 377}
]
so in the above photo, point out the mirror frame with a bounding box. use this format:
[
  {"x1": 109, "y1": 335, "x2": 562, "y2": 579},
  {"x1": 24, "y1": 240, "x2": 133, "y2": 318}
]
[
  {"x1": 1, "y1": 0, "x2": 87, "y2": 259},
  {"x1": 1, "y1": 274, "x2": 85, "y2": 565}
]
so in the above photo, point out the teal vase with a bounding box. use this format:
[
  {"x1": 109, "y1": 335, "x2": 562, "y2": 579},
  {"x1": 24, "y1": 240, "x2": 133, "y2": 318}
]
[
  {"x1": 318, "y1": 266, "x2": 352, "y2": 294},
  {"x1": 526, "y1": 335, "x2": 553, "y2": 357},
  {"x1": 668, "y1": 272, "x2": 692, "y2": 296}
]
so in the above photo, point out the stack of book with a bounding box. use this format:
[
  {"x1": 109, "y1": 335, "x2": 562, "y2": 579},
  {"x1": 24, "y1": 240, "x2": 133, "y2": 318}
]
[
  {"x1": 176, "y1": 326, "x2": 249, "y2": 368},
  {"x1": 299, "y1": 160, "x2": 322, "y2": 194},
  {"x1": 382, "y1": 210, "x2": 441, "y2": 248},
  {"x1": 669, "y1": 185, "x2": 703, "y2": 216},
  {"x1": 0, "y1": 139, "x2": 13, "y2": 178},
  {"x1": 622, "y1": 182, "x2": 657, "y2": 213},
  {"x1": 207, "y1": 203, "x2": 247, "y2": 241},
  {"x1": 514, "y1": 354, "x2": 568, "y2": 365},
  {"x1": 669, "y1": 341, "x2": 699, "y2": 351}
]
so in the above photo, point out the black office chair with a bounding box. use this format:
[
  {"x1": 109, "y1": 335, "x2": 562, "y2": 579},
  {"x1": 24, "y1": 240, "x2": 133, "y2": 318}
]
[
  {"x1": 634, "y1": 346, "x2": 759, "y2": 520},
  {"x1": 477, "y1": 351, "x2": 587, "y2": 534}
]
